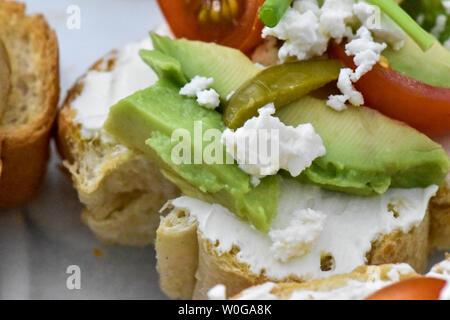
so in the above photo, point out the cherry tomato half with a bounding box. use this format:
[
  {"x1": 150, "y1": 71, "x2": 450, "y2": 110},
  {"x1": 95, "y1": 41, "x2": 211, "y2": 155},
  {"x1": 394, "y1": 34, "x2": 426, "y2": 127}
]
[
  {"x1": 366, "y1": 277, "x2": 446, "y2": 300},
  {"x1": 157, "y1": 0, "x2": 265, "y2": 54},
  {"x1": 329, "y1": 41, "x2": 450, "y2": 137}
]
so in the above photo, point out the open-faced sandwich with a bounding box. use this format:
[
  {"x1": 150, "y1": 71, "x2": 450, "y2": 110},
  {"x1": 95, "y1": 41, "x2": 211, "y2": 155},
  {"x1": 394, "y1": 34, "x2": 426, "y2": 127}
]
[
  {"x1": 0, "y1": 0, "x2": 59, "y2": 208},
  {"x1": 57, "y1": 0, "x2": 450, "y2": 299}
]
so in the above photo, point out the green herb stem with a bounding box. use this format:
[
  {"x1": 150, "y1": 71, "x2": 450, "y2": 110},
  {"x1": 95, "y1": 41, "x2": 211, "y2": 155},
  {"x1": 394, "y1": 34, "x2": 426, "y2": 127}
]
[
  {"x1": 259, "y1": 0, "x2": 293, "y2": 28},
  {"x1": 367, "y1": 0, "x2": 436, "y2": 51}
]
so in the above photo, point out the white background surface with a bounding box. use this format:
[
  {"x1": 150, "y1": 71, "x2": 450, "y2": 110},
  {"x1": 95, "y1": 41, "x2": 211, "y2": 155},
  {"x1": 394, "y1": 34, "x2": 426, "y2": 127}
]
[{"x1": 0, "y1": 0, "x2": 446, "y2": 300}]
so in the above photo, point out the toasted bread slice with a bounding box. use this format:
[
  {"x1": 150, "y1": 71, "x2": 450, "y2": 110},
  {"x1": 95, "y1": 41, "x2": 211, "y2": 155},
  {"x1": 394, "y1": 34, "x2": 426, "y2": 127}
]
[
  {"x1": 230, "y1": 264, "x2": 417, "y2": 300},
  {"x1": 156, "y1": 180, "x2": 433, "y2": 300},
  {"x1": 57, "y1": 39, "x2": 179, "y2": 246},
  {"x1": 0, "y1": 0, "x2": 59, "y2": 208}
]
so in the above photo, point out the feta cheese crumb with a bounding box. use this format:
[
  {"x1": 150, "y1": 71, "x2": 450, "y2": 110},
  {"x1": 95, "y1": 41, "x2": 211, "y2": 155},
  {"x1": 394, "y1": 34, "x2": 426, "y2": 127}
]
[
  {"x1": 262, "y1": 0, "x2": 402, "y2": 111},
  {"x1": 221, "y1": 103, "x2": 326, "y2": 180},
  {"x1": 320, "y1": 0, "x2": 354, "y2": 41},
  {"x1": 226, "y1": 90, "x2": 235, "y2": 101},
  {"x1": 445, "y1": 38, "x2": 450, "y2": 50},
  {"x1": 443, "y1": 1, "x2": 450, "y2": 15},
  {"x1": 327, "y1": 27, "x2": 385, "y2": 110},
  {"x1": 179, "y1": 76, "x2": 213, "y2": 97},
  {"x1": 327, "y1": 68, "x2": 364, "y2": 110},
  {"x1": 386, "y1": 263, "x2": 414, "y2": 282},
  {"x1": 262, "y1": 4, "x2": 329, "y2": 62},
  {"x1": 207, "y1": 284, "x2": 227, "y2": 300},
  {"x1": 426, "y1": 258, "x2": 450, "y2": 300},
  {"x1": 250, "y1": 176, "x2": 261, "y2": 187},
  {"x1": 269, "y1": 208, "x2": 326, "y2": 263},
  {"x1": 346, "y1": 27, "x2": 387, "y2": 81},
  {"x1": 180, "y1": 76, "x2": 220, "y2": 109},
  {"x1": 236, "y1": 283, "x2": 277, "y2": 300},
  {"x1": 197, "y1": 88, "x2": 220, "y2": 109},
  {"x1": 440, "y1": 282, "x2": 450, "y2": 300},
  {"x1": 416, "y1": 14, "x2": 425, "y2": 25},
  {"x1": 431, "y1": 14, "x2": 448, "y2": 39}
]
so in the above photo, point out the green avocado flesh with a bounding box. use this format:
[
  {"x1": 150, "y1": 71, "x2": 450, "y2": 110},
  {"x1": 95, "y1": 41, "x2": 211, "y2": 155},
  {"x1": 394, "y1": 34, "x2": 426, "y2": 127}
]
[
  {"x1": 104, "y1": 79, "x2": 280, "y2": 232},
  {"x1": 384, "y1": 37, "x2": 450, "y2": 88},
  {"x1": 150, "y1": 32, "x2": 260, "y2": 99},
  {"x1": 276, "y1": 96, "x2": 450, "y2": 195}
]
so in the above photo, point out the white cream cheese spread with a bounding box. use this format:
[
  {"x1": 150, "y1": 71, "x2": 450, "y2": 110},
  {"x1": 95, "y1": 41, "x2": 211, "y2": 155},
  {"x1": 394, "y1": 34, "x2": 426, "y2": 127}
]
[
  {"x1": 71, "y1": 38, "x2": 158, "y2": 140},
  {"x1": 170, "y1": 178, "x2": 437, "y2": 280}
]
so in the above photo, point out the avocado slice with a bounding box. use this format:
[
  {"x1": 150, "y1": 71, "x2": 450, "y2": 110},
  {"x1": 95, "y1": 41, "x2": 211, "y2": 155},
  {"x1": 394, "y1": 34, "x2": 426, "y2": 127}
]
[
  {"x1": 383, "y1": 36, "x2": 450, "y2": 88},
  {"x1": 139, "y1": 49, "x2": 187, "y2": 86},
  {"x1": 104, "y1": 79, "x2": 280, "y2": 232},
  {"x1": 150, "y1": 32, "x2": 260, "y2": 99},
  {"x1": 276, "y1": 96, "x2": 450, "y2": 195}
]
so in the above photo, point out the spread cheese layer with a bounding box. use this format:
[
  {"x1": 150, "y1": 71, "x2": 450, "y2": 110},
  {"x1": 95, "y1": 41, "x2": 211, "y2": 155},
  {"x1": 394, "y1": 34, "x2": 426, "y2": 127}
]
[
  {"x1": 171, "y1": 179, "x2": 437, "y2": 280},
  {"x1": 71, "y1": 39, "x2": 158, "y2": 139}
]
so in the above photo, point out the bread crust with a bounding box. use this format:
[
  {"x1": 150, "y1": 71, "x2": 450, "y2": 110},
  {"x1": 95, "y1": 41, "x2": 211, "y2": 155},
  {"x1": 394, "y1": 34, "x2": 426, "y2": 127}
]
[
  {"x1": 231, "y1": 264, "x2": 418, "y2": 300},
  {"x1": 0, "y1": 1, "x2": 59, "y2": 208},
  {"x1": 429, "y1": 180, "x2": 450, "y2": 250}
]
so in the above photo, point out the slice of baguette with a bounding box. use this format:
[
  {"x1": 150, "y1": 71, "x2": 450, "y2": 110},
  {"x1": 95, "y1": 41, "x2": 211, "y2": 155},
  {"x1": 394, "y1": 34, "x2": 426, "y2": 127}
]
[
  {"x1": 156, "y1": 189, "x2": 431, "y2": 300},
  {"x1": 57, "y1": 40, "x2": 179, "y2": 246},
  {"x1": 231, "y1": 263, "x2": 418, "y2": 300},
  {"x1": 0, "y1": 0, "x2": 59, "y2": 208}
]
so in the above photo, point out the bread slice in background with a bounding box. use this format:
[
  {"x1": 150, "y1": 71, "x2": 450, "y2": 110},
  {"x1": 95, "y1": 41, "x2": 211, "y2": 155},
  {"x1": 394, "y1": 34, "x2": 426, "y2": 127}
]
[
  {"x1": 0, "y1": 0, "x2": 59, "y2": 208},
  {"x1": 57, "y1": 43, "x2": 179, "y2": 246}
]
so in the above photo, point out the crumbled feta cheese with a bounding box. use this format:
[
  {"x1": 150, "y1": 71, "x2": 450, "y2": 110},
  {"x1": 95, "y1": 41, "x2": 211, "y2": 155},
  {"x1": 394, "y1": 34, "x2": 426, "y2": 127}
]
[
  {"x1": 269, "y1": 208, "x2": 326, "y2": 263},
  {"x1": 326, "y1": 26, "x2": 386, "y2": 110},
  {"x1": 236, "y1": 283, "x2": 277, "y2": 300},
  {"x1": 263, "y1": 0, "x2": 395, "y2": 110},
  {"x1": 426, "y1": 258, "x2": 450, "y2": 300},
  {"x1": 320, "y1": 0, "x2": 354, "y2": 41},
  {"x1": 445, "y1": 38, "x2": 450, "y2": 50},
  {"x1": 221, "y1": 103, "x2": 326, "y2": 180},
  {"x1": 196, "y1": 88, "x2": 220, "y2": 109},
  {"x1": 386, "y1": 263, "x2": 414, "y2": 282},
  {"x1": 180, "y1": 76, "x2": 220, "y2": 109},
  {"x1": 179, "y1": 76, "x2": 213, "y2": 97},
  {"x1": 327, "y1": 68, "x2": 364, "y2": 110},
  {"x1": 207, "y1": 284, "x2": 227, "y2": 300},
  {"x1": 226, "y1": 90, "x2": 235, "y2": 101},
  {"x1": 346, "y1": 27, "x2": 387, "y2": 81},
  {"x1": 250, "y1": 176, "x2": 261, "y2": 188},
  {"x1": 431, "y1": 14, "x2": 448, "y2": 39},
  {"x1": 416, "y1": 14, "x2": 425, "y2": 25},
  {"x1": 262, "y1": 4, "x2": 329, "y2": 61},
  {"x1": 443, "y1": 1, "x2": 450, "y2": 15},
  {"x1": 440, "y1": 282, "x2": 450, "y2": 300},
  {"x1": 254, "y1": 63, "x2": 266, "y2": 70}
]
